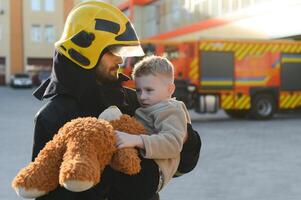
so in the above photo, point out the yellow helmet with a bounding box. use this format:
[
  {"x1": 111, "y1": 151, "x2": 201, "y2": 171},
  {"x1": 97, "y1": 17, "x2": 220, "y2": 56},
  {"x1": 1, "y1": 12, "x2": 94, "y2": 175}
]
[{"x1": 55, "y1": 1, "x2": 144, "y2": 69}]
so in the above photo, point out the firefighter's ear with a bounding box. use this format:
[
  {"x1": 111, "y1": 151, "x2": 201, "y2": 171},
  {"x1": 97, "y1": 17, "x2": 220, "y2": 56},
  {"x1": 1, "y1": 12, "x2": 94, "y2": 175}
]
[{"x1": 168, "y1": 83, "x2": 176, "y2": 95}]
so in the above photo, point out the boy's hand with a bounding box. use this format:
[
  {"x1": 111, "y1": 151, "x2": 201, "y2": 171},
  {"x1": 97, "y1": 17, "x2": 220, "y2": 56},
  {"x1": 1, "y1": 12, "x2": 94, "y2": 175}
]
[{"x1": 115, "y1": 130, "x2": 145, "y2": 149}]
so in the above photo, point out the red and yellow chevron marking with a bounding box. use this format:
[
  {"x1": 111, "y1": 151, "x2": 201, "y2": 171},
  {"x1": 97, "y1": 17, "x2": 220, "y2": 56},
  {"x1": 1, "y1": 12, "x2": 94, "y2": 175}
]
[
  {"x1": 236, "y1": 44, "x2": 254, "y2": 60},
  {"x1": 199, "y1": 41, "x2": 301, "y2": 61},
  {"x1": 221, "y1": 94, "x2": 234, "y2": 109},
  {"x1": 188, "y1": 58, "x2": 198, "y2": 81},
  {"x1": 221, "y1": 93, "x2": 251, "y2": 110},
  {"x1": 235, "y1": 95, "x2": 251, "y2": 109},
  {"x1": 280, "y1": 93, "x2": 301, "y2": 109}
]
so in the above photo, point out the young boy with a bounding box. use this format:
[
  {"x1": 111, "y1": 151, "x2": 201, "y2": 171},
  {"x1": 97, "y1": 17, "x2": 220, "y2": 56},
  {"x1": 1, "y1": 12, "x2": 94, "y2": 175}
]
[{"x1": 115, "y1": 55, "x2": 191, "y2": 192}]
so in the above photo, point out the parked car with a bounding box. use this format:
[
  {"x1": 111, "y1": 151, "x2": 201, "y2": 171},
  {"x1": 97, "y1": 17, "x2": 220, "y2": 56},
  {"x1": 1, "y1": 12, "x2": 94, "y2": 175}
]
[{"x1": 10, "y1": 73, "x2": 33, "y2": 88}]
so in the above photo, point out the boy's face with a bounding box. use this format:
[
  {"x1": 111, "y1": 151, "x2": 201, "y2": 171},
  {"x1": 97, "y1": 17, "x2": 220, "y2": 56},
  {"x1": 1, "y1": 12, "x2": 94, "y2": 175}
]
[{"x1": 135, "y1": 74, "x2": 175, "y2": 108}]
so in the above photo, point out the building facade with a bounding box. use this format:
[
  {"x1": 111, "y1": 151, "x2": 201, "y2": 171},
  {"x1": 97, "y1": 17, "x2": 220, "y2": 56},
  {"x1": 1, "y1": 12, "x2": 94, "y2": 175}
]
[
  {"x1": 1, "y1": 0, "x2": 301, "y2": 85},
  {"x1": 0, "y1": 0, "x2": 9, "y2": 84},
  {"x1": 0, "y1": 0, "x2": 85, "y2": 85},
  {"x1": 109, "y1": 0, "x2": 301, "y2": 41},
  {"x1": 23, "y1": 0, "x2": 64, "y2": 79}
]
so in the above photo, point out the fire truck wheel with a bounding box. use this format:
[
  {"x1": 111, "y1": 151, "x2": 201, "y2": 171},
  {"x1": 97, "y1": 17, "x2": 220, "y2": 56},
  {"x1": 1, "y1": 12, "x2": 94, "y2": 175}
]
[
  {"x1": 224, "y1": 110, "x2": 248, "y2": 119},
  {"x1": 250, "y1": 94, "x2": 276, "y2": 120}
]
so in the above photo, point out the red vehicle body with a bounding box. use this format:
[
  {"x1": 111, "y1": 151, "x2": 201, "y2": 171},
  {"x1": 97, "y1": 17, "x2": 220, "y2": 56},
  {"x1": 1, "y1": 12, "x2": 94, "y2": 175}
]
[{"x1": 121, "y1": 39, "x2": 301, "y2": 119}]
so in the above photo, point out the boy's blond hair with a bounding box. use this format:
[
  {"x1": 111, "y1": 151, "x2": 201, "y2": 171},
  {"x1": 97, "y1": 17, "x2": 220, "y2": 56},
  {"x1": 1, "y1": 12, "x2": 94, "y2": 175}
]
[{"x1": 132, "y1": 55, "x2": 174, "y2": 83}]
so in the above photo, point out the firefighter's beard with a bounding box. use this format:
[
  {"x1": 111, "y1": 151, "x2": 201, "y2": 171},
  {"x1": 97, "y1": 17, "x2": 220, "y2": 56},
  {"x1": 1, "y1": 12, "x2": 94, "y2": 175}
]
[{"x1": 95, "y1": 69, "x2": 119, "y2": 85}]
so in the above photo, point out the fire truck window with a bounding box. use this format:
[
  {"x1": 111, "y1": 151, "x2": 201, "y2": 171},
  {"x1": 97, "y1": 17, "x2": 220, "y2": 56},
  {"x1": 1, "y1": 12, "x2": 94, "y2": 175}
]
[
  {"x1": 281, "y1": 53, "x2": 301, "y2": 91},
  {"x1": 163, "y1": 45, "x2": 179, "y2": 60},
  {"x1": 130, "y1": 57, "x2": 141, "y2": 67},
  {"x1": 200, "y1": 51, "x2": 234, "y2": 90},
  {"x1": 142, "y1": 44, "x2": 156, "y2": 56}
]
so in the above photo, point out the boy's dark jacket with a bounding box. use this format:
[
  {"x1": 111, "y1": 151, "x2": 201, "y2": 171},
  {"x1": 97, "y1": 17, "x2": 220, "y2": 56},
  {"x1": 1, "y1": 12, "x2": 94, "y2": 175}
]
[{"x1": 32, "y1": 51, "x2": 201, "y2": 199}]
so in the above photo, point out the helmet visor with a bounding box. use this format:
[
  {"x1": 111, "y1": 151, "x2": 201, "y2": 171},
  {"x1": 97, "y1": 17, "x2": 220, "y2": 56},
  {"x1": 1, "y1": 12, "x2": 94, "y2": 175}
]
[{"x1": 108, "y1": 45, "x2": 145, "y2": 57}]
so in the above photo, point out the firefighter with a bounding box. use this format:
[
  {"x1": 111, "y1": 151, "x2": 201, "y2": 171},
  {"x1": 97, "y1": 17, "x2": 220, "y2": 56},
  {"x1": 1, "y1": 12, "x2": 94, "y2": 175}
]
[{"x1": 32, "y1": 1, "x2": 201, "y2": 200}]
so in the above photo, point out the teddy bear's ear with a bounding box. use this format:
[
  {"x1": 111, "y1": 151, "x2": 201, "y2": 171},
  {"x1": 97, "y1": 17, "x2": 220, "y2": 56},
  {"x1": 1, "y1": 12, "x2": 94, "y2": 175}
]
[{"x1": 98, "y1": 106, "x2": 123, "y2": 121}]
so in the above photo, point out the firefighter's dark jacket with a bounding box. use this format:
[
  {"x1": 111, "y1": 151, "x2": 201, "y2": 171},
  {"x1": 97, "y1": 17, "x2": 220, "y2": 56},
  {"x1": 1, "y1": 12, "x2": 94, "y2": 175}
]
[{"x1": 31, "y1": 51, "x2": 201, "y2": 199}]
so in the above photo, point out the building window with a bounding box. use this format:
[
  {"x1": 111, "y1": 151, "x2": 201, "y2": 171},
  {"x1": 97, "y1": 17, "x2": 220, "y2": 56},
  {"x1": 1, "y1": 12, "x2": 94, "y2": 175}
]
[
  {"x1": 208, "y1": 0, "x2": 222, "y2": 16},
  {"x1": 231, "y1": 0, "x2": 241, "y2": 11},
  {"x1": 31, "y1": 25, "x2": 42, "y2": 42},
  {"x1": 222, "y1": 0, "x2": 232, "y2": 14},
  {"x1": 0, "y1": 0, "x2": 4, "y2": 15},
  {"x1": 163, "y1": 45, "x2": 180, "y2": 60},
  {"x1": 45, "y1": 25, "x2": 55, "y2": 43},
  {"x1": 44, "y1": 0, "x2": 55, "y2": 12},
  {"x1": 241, "y1": 0, "x2": 252, "y2": 8},
  {"x1": 31, "y1": 0, "x2": 41, "y2": 11},
  {"x1": 0, "y1": 24, "x2": 2, "y2": 41}
]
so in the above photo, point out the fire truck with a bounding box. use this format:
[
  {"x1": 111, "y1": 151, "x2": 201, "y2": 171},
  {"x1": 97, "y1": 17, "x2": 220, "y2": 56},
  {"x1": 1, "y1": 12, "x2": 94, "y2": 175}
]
[{"x1": 121, "y1": 39, "x2": 301, "y2": 119}]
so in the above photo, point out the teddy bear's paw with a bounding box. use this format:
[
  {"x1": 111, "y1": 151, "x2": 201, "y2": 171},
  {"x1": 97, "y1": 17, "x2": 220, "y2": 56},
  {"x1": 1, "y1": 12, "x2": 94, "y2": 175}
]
[
  {"x1": 14, "y1": 187, "x2": 46, "y2": 198},
  {"x1": 98, "y1": 106, "x2": 122, "y2": 121},
  {"x1": 110, "y1": 148, "x2": 141, "y2": 175},
  {"x1": 63, "y1": 180, "x2": 94, "y2": 192}
]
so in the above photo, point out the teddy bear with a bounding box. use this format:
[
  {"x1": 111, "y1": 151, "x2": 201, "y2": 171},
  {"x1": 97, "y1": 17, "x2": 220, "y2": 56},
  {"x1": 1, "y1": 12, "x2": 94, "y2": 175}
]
[{"x1": 12, "y1": 106, "x2": 146, "y2": 198}]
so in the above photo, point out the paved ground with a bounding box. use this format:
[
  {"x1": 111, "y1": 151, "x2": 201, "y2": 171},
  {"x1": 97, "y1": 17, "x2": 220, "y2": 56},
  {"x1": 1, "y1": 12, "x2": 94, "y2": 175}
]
[
  {"x1": 1, "y1": 86, "x2": 301, "y2": 200},
  {"x1": 161, "y1": 113, "x2": 301, "y2": 200}
]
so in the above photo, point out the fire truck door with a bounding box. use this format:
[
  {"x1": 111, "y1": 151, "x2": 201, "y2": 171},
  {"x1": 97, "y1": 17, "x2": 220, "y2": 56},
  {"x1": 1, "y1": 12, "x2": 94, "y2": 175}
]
[
  {"x1": 198, "y1": 51, "x2": 235, "y2": 111},
  {"x1": 200, "y1": 51, "x2": 234, "y2": 90}
]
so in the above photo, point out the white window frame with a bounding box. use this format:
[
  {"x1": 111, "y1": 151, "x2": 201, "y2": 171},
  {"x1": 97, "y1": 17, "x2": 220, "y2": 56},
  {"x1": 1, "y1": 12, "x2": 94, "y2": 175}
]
[
  {"x1": 0, "y1": 24, "x2": 2, "y2": 41},
  {"x1": 0, "y1": 0, "x2": 4, "y2": 14},
  {"x1": 44, "y1": 25, "x2": 55, "y2": 43},
  {"x1": 31, "y1": 0, "x2": 41, "y2": 11},
  {"x1": 31, "y1": 24, "x2": 42, "y2": 42},
  {"x1": 44, "y1": 0, "x2": 55, "y2": 12}
]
